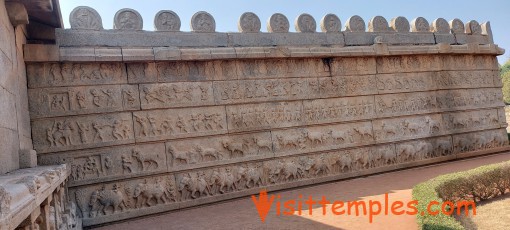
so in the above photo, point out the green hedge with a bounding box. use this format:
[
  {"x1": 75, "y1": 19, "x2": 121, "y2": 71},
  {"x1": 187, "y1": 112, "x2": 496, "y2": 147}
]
[{"x1": 412, "y1": 160, "x2": 510, "y2": 230}]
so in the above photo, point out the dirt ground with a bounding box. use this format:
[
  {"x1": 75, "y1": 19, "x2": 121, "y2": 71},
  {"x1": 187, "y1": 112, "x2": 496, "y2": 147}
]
[
  {"x1": 456, "y1": 194, "x2": 510, "y2": 230},
  {"x1": 93, "y1": 152, "x2": 510, "y2": 230}
]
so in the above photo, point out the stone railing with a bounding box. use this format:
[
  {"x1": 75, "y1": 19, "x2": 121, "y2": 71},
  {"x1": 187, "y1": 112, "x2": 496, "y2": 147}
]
[
  {"x1": 0, "y1": 164, "x2": 80, "y2": 229},
  {"x1": 24, "y1": 6, "x2": 508, "y2": 228}
]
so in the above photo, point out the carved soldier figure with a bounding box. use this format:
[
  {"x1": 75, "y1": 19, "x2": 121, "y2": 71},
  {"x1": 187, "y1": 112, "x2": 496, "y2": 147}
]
[
  {"x1": 147, "y1": 116, "x2": 159, "y2": 136},
  {"x1": 122, "y1": 90, "x2": 135, "y2": 106},
  {"x1": 121, "y1": 155, "x2": 133, "y2": 174},
  {"x1": 111, "y1": 120, "x2": 126, "y2": 140},
  {"x1": 134, "y1": 115, "x2": 148, "y2": 136},
  {"x1": 92, "y1": 122, "x2": 107, "y2": 142},
  {"x1": 76, "y1": 91, "x2": 86, "y2": 109},
  {"x1": 199, "y1": 86, "x2": 208, "y2": 101},
  {"x1": 76, "y1": 122, "x2": 89, "y2": 143},
  {"x1": 176, "y1": 116, "x2": 188, "y2": 133},
  {"x1": 102, "y1": 89, "x2": 115, "y2": 107},
  {"x1": 50, "y1": 63, "x2": 63, "y2": 81},
  {"x1": 90, "y1": 89, "x2": 102, "y2": 107}
]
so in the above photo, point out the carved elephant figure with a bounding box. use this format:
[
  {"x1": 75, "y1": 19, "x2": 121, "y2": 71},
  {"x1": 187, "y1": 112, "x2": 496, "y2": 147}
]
[{"x1": 89, "y1": 186, "x2": 128, "y2": 217}]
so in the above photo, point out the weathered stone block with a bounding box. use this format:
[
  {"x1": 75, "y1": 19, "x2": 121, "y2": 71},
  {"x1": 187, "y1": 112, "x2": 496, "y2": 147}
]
[
  {"x1": 133, "y1": 106, "x2": 227, "y2": 142},
  {"x1": 373, "y1": 114, "x2": 443, "y2": 143},
  {"x1": 166, "y1": 131, "x2": 273, "y2": 171},
  {"x1": 95, "y1": 48, "x2": 122, "y2": 62},
  {"x1": 60, "y1": 47, "x2": 95, "y2": 62},
  {"x1": 32, "y1": 112, "x2": 135, "y2": 153},
  {"x1": 156, "y1": 61, "x2": 216, "y2": 82},
  {"x1": 29, "y1": 84, "x2": 140, "y2": 118},
  {"x1": 318, "y1": 75, "x2": 377, "y2": 98},
  {"x1": 27, "y1": 63, "x2": 128, "y2": 88},
  {"x1": 122, "y1": 48, "x2": 154, "y2": 62},
  {"x1": 213, "y1": 78, "x2": 319, "y2": 105},
  {"x1": 441, "y1": 55, "x2": 498, "y2": 71},
  {"x1": 139, "y1": 82, "x2": 214, "y2": 110},
  {"x1": 435, "y1": 70, "x2": 497, "y2": 89},
  {"x1": 38, "y1": 143, "x2": 167, "y2": 186},
  {"x1": 153, "y1": 47, "x2": 181, "y2": 61},
  {"x1": 23, "y1": 44, "x2": 59, "y2": 62},
  {"x1": 376, "y1": 55, "x2": 441, "y2": 73},
  {"x1": 434, "y1": 34, "x2": 456, "y2": 44},
  {"x1": 303, "y1": 96, "x2": 375, "y2": 125},
  {"x1": 226, "y1": 101, "x2": 304, "y2": 132},
  {"x1": 0, "y1": 88, "x2": 18, "y2": 130},
  {"x1": 453, "y1": 129, "x2": 508, "y2": 154},
  {"x1": 330, "y1": 57, "x2": 377, "y2": 76},
  {"x1": 126, "y1": 62, "x2": 158, "y2": 84},
  {"x1": 454, "y1": 34, "x2": 491, "y2": 45},
  {"x1": 0, "y1": 127, "x2": 19, "y2": 174},
  {"x1": 272, "y1": 121, "x2": 375, "y2": 157},
  {"x1": 19, "y1": 149, "x2": 37, "y2": 168},
  {"x1": 395, "y1": 136, "x2": 453, "y2": 163},
  {"x1": 376, "y1": 72, "x2": 436, "y2": 94}
]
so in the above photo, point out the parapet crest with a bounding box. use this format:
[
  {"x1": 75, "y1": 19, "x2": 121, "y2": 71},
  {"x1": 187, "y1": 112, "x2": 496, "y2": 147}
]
[{"x1": 69, "y1": 6, "x2": 490, "y2": 35}]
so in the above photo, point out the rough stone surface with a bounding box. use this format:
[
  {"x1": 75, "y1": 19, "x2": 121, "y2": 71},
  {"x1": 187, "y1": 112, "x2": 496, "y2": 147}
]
[
  {"x1": 295, "y1": 13, "x2": 316, "y2": 33},
  {"x1": 267, "y1": 13, "x2": 289, "y2": 33},
  {"x1": 320, "y1": 14, "x2": 341, "y2": 32},
  {"x1": 191, "y1": 11, "x2": 215, "y2": 32}
]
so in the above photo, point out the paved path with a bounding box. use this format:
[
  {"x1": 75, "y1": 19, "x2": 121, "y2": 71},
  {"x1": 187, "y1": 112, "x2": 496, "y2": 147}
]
[{"x1": 94, "y1": 152, "x2": 510, "y2": 230}]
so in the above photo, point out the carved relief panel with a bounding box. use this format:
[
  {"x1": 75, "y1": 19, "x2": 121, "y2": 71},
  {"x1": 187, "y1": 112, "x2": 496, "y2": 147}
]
[
  {"x1": 213, "y1": 78, "x2": 319, "y2": 104},
  {"x1": 166, "y1": 132, "x2": 272, "y2": 171},
  {"x1": 441, "y1": 55, "x2": 499, "y2": 71},
  {"x1": 226, "y1": 101, "x2": 304, "y2": 132},
  {"x1": 373, "y1": 114, "x2": 443, "y2": 143},
  {"x1": 139, "y1": 82, "x2": 214, "y2": 109},
  {"x1": 133, "y1": 106, "x2": 227, "y2": 142},
  {"x1": 435, "y1": 88, "x2": 504, "y2": 111},
  {"x1": 236, "y1": 59, "x2": 329, "y2": 80},
  {"x1": 32, "y1": 112, "x2": 134, "y2": 153},
  {"x1": 303, "y1": 96, "x2": 375, "y2": 124},
  {"x1": 453, "y1": 129, "x2": 508, "y2": 154},
  {"x1": 29, "y1": 85, "x2": 140, "y2": 118},
  {"x1": 38, "y1": 143, "x2": 166, "y2": 186},
  {"x1": 71, "y1": 174, "x2": 178, "y2": 222},
  {"x1": 271, "y1": 121, "x2": 375, "y2": 157},
  {"x1": 330, "y1": 57, "x2": 377, "y2": 76},
  {"x1": 395, "y1": 136, "x2": 453, "y2": 163},
  {"x1": 318, "y1": 75, "x2": 377, "y2": 98},
  {"x1": 27, "y1": 63, "x2": 127, "y2": 88},
  {"x1": 376, "y1": 55, "x2": 441, "y2": 74},
  {"x1": 376, "y1": 72, "x2": 435, "y2": 94},
  {"x1": 435, "y1": 70, "x2": 497, "y2": 89},
  {"x1": 441, "y1": 109, "x2": 501, "y2": 134}
]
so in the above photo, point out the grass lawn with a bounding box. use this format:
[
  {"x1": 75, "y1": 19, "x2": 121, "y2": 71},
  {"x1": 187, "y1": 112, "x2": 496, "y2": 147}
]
[{"x1": 455, "y1": 194, "x2": 510, "y2": 230}]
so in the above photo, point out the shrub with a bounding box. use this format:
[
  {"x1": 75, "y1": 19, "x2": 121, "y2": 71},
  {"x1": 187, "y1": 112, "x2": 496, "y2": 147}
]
[{"x1": 413, "y1": 161, "x2": 510, "y2": 230}]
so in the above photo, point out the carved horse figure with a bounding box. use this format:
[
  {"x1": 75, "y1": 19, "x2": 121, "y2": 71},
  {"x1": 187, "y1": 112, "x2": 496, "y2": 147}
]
[
  {"x1": 209, "y1": 168, "x2": 237, "y2": 194},
  {"x1": 179, "y1": 173, "x2": 210, "y2": 200}
]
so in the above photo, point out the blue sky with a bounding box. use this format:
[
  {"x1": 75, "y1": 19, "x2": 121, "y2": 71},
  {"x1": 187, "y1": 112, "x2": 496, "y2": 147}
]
[{"x1": 60, "y1": 0, "x2": 509, "y2": 64}]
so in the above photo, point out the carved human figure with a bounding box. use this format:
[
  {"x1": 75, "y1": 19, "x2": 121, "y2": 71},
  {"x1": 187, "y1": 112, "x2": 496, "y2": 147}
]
[
  {"x1": 92, "y1": 122, "x2": 107, "y2": 142},
  {"x1": 191, "y1": 11, "x2": 215, "y2": 32},
  {"x1": 49, "y1": 63, "x2": 63, "y2": 81},
  {"x1": 104, "y1": 156, "x2": 113, "y2": 171},
  {"x1": 295, "y1": 13, "x2": 316, "y2": 32},
  {"x1": 268, "y1": 13, "x2": 289, "y2": 32},
  {"x1": 154, "y1": 10, "x2": 181, "y2": 31},
  {"x1": 70, "y1": 6, "x2": 103, "y2": 30},
  {"x1": 102, "y1": 89, "x2": 115, "y2": 107},
  {"x1": 114, "y1": 9, "x2": 143, "y2": 30},
  {"x1": 76, "y1": 122, "x2": 89, "y2": 143},
  {"x1": 90, "y1": 89, "x2": 102, "y2": 107},
  {"x1": 50, "y1": 95, "x2": 66, "y2": 111},
  {"x1": 121, "y1": 155, "x2": 133, "y2": 174},
  {"x1": 111, "y1": 120, "x2": 126, "y2": 140},
  {"x1": 122, "y1": 90, "x2": 135, "y2": 106},
  {"x1": 176, "y1": 116, "x2": 188, "y2": 133},
  {"x1": 345, "y1": 15, "x2": 366, "y2": 32},
  {"x1": 238, "y1": 12, "x2": 261, "y2": 33},
  {"x1": 134, "y1": 115, "x2": 148, "y2": 136},
  {"x1": 320, "y1": 14, "x2": 341, "y2": 32},
  {"x1": 75, "y1": 91, "x2": 86, "y2": 109}
]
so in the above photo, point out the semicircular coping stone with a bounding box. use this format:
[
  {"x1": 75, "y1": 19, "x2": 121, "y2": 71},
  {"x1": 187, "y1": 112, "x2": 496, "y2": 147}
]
[
  {"x1": 431, "y1": 18, "x2": 450, "y2": 34},
  {"x1": 191, "y1": 11, "x2": 216, "y2": 32},
  {"x1": 295, "y1": 13, "x2": 317, "y2": 33},
  {"x1": 411, "y1": 17, "x2": 430, "y2": 32},
  {"x1": 390, "y1": 16, "x2": 410, "y2": 32},
  {"x1": 154, "y1": 10, "x2": 181, "y2": 31},
  {"x1": 238, "y1": 12, "x2": 261, "y2": 33},
  {"x1": 465, "y1": 20, "x2": 482, "y2": 35},
  {"x1": 320, "y1": 13, "x2": 341, "y2": 32},
  {"x1": 267, "y1": 13, "x2": 289, "y2": 33},
  {"x1": 114, "y1": 8, "x2": 143, "y2": 30},
  {"x1": 449, "y1": 18, "x2": 464, "y2": 34},
  {"x1": 368, "y1": 16, "x2": 389, "y2": 32},
  {"x1": 70, "y1": 6, "x2": 103, "y2": 30},
  {"x1": 345, "y1": 15, "x2": 365, "y2": 32}
]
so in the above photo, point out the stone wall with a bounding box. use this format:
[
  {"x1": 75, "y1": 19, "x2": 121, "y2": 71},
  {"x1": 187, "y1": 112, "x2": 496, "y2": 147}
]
[
  {"x1": 27, "y1": 7, "x2": 508, "y2": 226},
  {"x1": 0, "y1": 0, "x2": 34, "y2": 174}
]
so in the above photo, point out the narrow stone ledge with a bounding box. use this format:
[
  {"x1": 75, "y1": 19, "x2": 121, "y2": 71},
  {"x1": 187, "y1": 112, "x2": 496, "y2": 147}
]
[
  {"x1": 180, "y1": 48, "x2": 212, "y2": 60},
  {"x1": 434, "y1": 33, "x2": 456, "y2": 45},
  {"x1": 95, "y1": 47, "x2": 122, "y2": 62},
  {"x1": 454, "y1": 34, "x2": 491, "y2": 45},
  {"x1": 153, "y1": 47, "x2": 181, "y2": 61},
  {"x1": 60, "y1": 47, "x2": 95, "y2": 62},
  {"x1": 122, "y1": 48, "x2": 155, "y2": 62}
]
